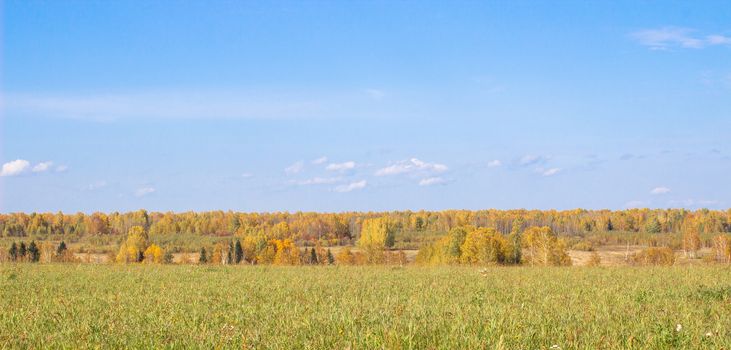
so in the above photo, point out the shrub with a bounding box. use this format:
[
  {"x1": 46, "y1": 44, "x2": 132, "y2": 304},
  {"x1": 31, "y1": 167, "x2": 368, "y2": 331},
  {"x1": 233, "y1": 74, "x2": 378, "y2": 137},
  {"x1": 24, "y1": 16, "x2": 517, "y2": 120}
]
[
  {"x1": 586, "y1": 251, "x2": 601, "y2": 267},
  {"x1": 632, "y1": 247, "x2": 675, "y2": 266}
]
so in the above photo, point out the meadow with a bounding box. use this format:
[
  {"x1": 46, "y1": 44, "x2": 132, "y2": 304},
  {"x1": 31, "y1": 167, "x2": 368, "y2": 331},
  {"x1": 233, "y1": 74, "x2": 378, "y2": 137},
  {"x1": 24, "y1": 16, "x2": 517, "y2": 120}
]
[{"x1": 1, "y1": 264, "x2": 730, "y2": 349}]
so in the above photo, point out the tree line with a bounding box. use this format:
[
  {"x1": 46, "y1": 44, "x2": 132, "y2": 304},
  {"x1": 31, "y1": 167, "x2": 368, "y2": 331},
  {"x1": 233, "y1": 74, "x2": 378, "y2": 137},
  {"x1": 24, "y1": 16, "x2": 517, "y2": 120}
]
[
  {"x1": 5, "y1": 240, "x2": 73, "y2": 263},
  {"x1": 2, "y1": 209, "x2": 731, "y2": 244}
]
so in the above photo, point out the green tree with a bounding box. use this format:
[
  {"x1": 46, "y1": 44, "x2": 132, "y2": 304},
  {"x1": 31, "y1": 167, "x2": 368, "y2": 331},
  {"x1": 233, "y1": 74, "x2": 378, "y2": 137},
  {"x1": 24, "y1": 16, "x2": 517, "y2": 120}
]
[
  {"x1": 28, "y1": 241, "x2": 40, "y2": 262},
  {"x1": 163, "y1": 250, "x2": 174, "y2": 264},
  {"x1": 234, "y1": 240, "x2": 244, "y2": 264},
  {"x1": 644, "y1": 217, "x2": 661, "y2": 234},
  {"x1": 57, "y1": 241, "x2": 67, "y2": 255},
  {"x1": 199, "y1": 247, "x2": 208, "y2": 264},
  {"x1": 310, "y1": 247, "x2": 319, "y2": 264},
  {"x1": 506, "y1": 231, "x2": 522, "y2": 264},
  {"x1": 415, "y1": 217, "x2": 425, "y2": 231},
  {"x1": 446, "y1": 227, "x2": 468, "y2": 260},
  {"x1": 19, "y1": 242, "x2": 27, "y2": 260},
  {"x1": 8, "y1": 242, "x2": 18, "y2": 261}
]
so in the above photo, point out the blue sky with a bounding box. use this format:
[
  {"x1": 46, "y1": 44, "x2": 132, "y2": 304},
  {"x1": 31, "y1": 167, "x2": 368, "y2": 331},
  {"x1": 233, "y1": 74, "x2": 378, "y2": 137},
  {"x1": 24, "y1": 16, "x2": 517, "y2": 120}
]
[{"x1": 2, "y1": 1, "x2": 730, "y2": 213}]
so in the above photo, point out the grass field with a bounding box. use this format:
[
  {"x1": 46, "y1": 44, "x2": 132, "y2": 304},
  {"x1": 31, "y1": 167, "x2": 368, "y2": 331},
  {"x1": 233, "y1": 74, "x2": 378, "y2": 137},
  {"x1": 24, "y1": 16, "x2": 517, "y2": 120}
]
[{"x1": 1, "y1": 265, "x2": 730, "y2": 349}]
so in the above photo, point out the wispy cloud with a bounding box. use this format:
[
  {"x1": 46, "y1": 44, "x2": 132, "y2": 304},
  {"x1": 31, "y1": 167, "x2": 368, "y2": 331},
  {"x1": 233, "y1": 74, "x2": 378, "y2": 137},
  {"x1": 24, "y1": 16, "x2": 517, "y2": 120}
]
[
  {"x1": 134, "y1": 187, "x2": 156, "y2": 197},
  {"x1": 632, "y1": 27, "x2": 731, "y2": 50},
  {"x1": 31, "y1": 161, "x2": 53, "y2": 173},
  {"x1": 325, "y1": 161, "x2": 356, "y2": 172},
  {"x1": 418, "y1": 177, "x2": 447, "y2": 186},
  {"x1": 87, "y1": 180, "x2": 108, "y2": 191},
  {"x1": 518, "y1": 155, "x2": 546, "y2": 166},
  {"x1": 375, "y1": 158, "x2": 448, "y2": 176},
  {"x1": 650, "y1": 187, "x2": 671, "y2": 195},
  {"x1": 334, "y1": 180, "x2": 367, "y2": 193},
  {"x1": 487, "y1": 160, "x2": 502, "y2": 167},
  {"x1": 285, "y1": 161, "x2": 304, "y2": 175},
  {"x1": 311, "y1": 156, "x2": 328, "y2": 165},
  {"x1": 540, "y1": 168, "x2": 561, "y2": 177},
  {"x1": 55, "y1": 165, "x2": 69, "y2": 172},
  {"x1": 1, "y1": 159, "x2": 30, "y2": 177},
  {"x1": 241, "y1": 172, "x2": 254, "y2": 178},
  {"x1": 4, "y1": 89, "x2": 404, "y2": 121},
  {"x1": 290, "y1": 177, "x2": 342, "y2": 186}
]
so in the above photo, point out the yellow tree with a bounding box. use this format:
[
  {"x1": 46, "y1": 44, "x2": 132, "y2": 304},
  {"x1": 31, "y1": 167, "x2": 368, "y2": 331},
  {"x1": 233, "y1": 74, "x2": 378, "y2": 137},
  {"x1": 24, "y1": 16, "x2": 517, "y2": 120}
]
[
  {"x1": 336, "y1": 247, "x2": 355, "y2": 265},
  {"x1": 272, "y1": 239, "x2": 300, "y2": 265},
  {"x1": 357, "y1": 218, "x2": 395, "y2": 264},
  {"x1": 143, "y1": 244, "x2": 165, "y2": 264},
  {"x1": 210, "y1": 242, "x2": 231, "y2": 265},
  {"x1": 116, "y1": 225, "x2": 149, "y2": 263},
  {"x1": 711, "y1": 235, "x2": 731, "y2": 263},
  {"x1": 460, "y1": 228, "x2": 507, "y2": 265},
  {"x1": 682, "y1": 218, "x2": 701, "y2": 258},
  {"x1": 522, "y1": 226, "x2": 571, "y2": 266}
]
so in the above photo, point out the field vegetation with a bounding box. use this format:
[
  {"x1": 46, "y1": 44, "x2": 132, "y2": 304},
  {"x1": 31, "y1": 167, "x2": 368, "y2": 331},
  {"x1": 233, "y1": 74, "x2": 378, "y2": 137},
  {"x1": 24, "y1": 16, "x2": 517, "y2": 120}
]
[{"x1": 1, "y1": 264, "x2": 730, "y2": 349}]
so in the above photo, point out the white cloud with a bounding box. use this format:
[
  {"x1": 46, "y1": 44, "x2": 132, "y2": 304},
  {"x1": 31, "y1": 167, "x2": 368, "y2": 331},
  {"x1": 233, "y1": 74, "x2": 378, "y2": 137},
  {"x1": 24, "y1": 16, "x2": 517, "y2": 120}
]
[
  {"x1": 87, "y1": 181, "x2": 108, "y2": 191},
  {"x1": 1, "y1": 159, "x2": 30, "y2": 177},
  {"x1": 419, "y1": 177, "x2": 447, "y2": 186},
  {"x1": 241, "y1": 173, "x2": 254, "y2": 178},
  {"x1": 650, "y1": 187, "x2": 671, "y2": 195},
  {"x1": 519, "y1": 155, "x2": 545, "y2": 166},
  {"x1": 285, "y1": 161, "x2": 304, "y2": 175},
  {"x1": 32, "y1": 161, "x2": 53, "y2": 173},
  {"x1": 334, "y1": 180, "x2": 367, "y2": 193},
  {"x1": 55, "y1": 165, "x2": 69, "y2": 172},
  {"x1": 541, "y1": 168, "x2": 561, "y2": 177},
  {"x1": 487, "y1": 159, "x2": 502, "y2": 167},
  {"x1": 707, "y1": 35, "x2": 731, "y2": 45},
  {"x1": 375, "y1": 158, "x2": 448, "y2": 176},
  {"x1": 291, "y1": 177, "x2": 342, "y2": 186},
  {"x1": 312, "y1": 156, "x2": 328, "y2": 165},
  {"x1": 326, "y1": 161, "x2": 356, "y2": 172},
  {"x1": 632, "y1": 27, "x2": 731, "y2": 50},
  {"x1": 134, "y1": 187, "x2": 156, "y2": 197}
]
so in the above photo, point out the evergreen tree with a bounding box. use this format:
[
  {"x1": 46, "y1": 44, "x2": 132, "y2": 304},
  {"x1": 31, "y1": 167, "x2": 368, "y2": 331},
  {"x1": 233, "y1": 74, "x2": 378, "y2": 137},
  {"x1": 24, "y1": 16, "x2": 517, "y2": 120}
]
[
  {"x1": 199, "y1": 247, "x2": 208, "y2": 264},
  {"x1": 606, "y1": 218, "x2": 614, "y2": 231},
  {"x1": 310, "y1": 247, "x2": 319, "y2": 264},
  {"x1": 57, "y1": 241, "x2": 68, "y2": 255},
  {"x1": 415, "y1": 217, "x2": 425, "y2": 231},
  {"x1": 163, "y1": 250, "x2": 174, "y2": 264},
  {"x1": 8, "y1": 242, "x2": 18, "y2": 261},
  {"x1": 645, "y1": 217, "x2": 661, "y2": 234},
  {"x1": 227, "y1": 241, "x2": 234, "y2": 264},
  {"x1": 28, "y1": 241, "x2": 40, "y2": 262},
  {"x1": 136, "y1": 249, "x2": 144, "y2": 263},
  {"x1": 234, "y1": 240, "x2": 244, "y2": 264},
  {"x1": 18, "y1": 242, "x2": 27, "y2": 260},
  {"x1": 326, "y1": 249, "x2": 335, "y2": 265}
]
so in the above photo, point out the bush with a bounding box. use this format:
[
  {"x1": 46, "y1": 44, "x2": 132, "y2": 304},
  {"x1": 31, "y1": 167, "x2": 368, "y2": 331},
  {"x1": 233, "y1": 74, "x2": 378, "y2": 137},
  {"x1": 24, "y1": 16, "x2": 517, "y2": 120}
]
[{"x1": 632, "y1": 247, "x2": 675, "y2": 266}]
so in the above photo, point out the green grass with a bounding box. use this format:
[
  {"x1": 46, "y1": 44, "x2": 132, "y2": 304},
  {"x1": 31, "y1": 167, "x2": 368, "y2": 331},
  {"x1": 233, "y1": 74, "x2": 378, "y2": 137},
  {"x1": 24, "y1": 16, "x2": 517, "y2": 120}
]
[{"x1": 1, "y1": 264, "x2": 730, "y2": 349}]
